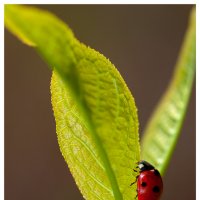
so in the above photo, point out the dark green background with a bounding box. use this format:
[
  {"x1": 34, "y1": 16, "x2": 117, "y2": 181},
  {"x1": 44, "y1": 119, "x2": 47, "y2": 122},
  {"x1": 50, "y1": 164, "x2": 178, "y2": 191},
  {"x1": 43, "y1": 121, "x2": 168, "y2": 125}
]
[{"x1": 5, "y1": 5, "x2": 195, "y2": 200}]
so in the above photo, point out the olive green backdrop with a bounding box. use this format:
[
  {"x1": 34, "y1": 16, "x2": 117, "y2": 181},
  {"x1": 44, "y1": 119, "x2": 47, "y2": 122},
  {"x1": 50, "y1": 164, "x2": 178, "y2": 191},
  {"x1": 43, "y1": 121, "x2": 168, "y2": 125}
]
[{"x1": 5, "y1": 5, "x2": 195, "y2": 200}]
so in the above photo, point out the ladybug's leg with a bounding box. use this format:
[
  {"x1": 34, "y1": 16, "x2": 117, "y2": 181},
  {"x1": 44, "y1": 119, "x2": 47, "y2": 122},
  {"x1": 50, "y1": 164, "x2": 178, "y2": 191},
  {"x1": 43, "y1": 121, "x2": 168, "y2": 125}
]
[
  {"x1": 131, "y1": 162, "x2": 140, "y2": 186},
  {"x1": 135, "y1": 194, "x2": 138, "y2": 200},
  {"x1": 130, "y1": 175, "x2": 139, "y2": 186},
  {"x1": 133, "y1": 165, "x2": 139, "y2": 172}
]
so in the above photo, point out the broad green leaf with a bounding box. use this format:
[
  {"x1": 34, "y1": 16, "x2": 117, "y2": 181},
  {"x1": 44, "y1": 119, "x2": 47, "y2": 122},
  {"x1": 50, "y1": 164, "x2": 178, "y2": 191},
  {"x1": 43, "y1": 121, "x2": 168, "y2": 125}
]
[
  {"x1": 141, "y1": 8, "x2": 196, "y2": 175},
  {"x1": 5, "y1": 5, "x2": 140, "y2": 200}
]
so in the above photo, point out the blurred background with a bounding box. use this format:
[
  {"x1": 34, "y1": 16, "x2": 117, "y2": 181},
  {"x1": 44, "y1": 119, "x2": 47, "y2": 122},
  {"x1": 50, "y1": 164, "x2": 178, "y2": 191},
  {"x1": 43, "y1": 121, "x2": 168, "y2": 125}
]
[{"x1": 5, "y1": 5, "x2": 195, "y2": 200}]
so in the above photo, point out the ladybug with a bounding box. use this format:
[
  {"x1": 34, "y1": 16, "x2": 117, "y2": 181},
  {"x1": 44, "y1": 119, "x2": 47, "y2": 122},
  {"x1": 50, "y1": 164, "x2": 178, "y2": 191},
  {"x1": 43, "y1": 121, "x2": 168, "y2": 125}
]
[{"x1": 132, "y1": 160, "x2": 163, "y2": 200}]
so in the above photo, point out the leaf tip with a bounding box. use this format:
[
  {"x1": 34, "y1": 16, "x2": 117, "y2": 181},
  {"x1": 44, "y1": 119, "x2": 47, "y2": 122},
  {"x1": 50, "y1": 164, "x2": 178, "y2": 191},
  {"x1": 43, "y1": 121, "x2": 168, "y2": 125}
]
[{"x1": 4, "y1": 4, "x2": 36, "y2": 47}]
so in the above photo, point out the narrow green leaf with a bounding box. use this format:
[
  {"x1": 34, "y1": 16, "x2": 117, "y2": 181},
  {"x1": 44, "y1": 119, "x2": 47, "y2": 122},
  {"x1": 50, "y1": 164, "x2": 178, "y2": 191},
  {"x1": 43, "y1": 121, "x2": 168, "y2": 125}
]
[
  {"x1": 5, "y1": 5, "x2": 140, "y2": 200},
  {"x1": 141, "y1": 8, "x2": 196, "y2": 175}
]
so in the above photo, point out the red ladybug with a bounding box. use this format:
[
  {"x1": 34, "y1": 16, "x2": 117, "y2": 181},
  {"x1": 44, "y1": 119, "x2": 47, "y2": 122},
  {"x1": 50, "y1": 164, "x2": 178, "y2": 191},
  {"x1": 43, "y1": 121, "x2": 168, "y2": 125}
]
[{"x1": 132, "y1": 160, "x2": 163, "y2": 200}]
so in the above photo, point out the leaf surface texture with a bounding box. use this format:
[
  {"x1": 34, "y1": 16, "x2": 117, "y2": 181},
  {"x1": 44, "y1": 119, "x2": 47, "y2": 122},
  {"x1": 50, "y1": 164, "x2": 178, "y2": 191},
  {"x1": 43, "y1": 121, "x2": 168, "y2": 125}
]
[{"x1": 5, "y1": 5, "x2": 140, "y2": 200}]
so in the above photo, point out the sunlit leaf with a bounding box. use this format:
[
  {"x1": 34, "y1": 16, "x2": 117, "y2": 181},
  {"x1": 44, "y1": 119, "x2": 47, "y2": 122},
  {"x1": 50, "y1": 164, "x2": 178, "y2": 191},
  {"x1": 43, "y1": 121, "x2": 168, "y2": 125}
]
[{"x1": 5, "y1": 5, "x2": 140, "y2": 200}]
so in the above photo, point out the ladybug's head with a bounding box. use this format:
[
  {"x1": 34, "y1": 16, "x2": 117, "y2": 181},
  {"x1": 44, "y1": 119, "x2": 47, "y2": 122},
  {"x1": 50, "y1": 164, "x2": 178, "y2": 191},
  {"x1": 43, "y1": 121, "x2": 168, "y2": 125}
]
[{"x1": 138, "y1": 160, "x2": 155, "y2": 172}]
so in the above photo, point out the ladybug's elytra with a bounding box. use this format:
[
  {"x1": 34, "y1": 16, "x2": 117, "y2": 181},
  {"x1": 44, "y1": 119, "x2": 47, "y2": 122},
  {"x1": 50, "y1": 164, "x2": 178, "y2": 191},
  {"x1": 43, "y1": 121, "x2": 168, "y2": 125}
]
[{"x1": 134, "y1": 160, "x2": 163, "y2": 200}]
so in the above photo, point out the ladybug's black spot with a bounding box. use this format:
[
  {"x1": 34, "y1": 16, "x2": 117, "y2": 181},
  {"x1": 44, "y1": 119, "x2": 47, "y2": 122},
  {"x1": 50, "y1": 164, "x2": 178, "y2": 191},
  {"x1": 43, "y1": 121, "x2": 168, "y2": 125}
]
[
  {"x1": 152, "y1": 186, "x2": 160, "y2": 193},
  {"x1": 141, "y1": 182, "x2": 147, "y2": 187},
  {"x1": 153, "y1": 169, "x2": 160, "y2": 176}
]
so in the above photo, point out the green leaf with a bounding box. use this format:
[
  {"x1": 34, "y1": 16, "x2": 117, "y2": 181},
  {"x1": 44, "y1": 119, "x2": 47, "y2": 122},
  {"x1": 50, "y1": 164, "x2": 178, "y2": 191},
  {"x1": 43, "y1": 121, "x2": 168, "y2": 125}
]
[
  {"x1": 141, "y1": 8, "x2": 196, "y2": 175},
  {"x1": 5, "y1": 5, "x2": 140, "y2": 200}
]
